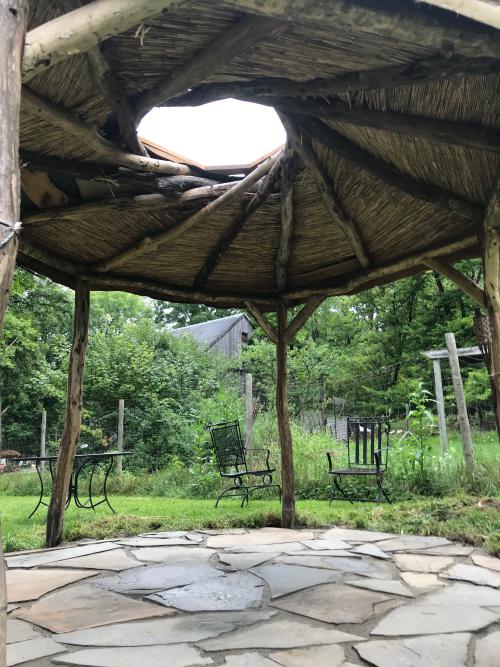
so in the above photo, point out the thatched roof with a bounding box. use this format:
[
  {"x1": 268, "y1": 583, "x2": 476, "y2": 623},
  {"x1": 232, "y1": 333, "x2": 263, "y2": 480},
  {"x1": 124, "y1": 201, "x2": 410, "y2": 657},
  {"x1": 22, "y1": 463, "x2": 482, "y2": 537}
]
[{"x1": 16, "y1": 0, "x2": 500, "y2": 311}]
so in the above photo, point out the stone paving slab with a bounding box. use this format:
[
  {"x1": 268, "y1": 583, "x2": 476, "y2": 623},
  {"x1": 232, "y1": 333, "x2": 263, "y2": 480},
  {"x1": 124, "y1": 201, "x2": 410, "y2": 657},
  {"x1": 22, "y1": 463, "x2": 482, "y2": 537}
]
[
  {"x1": 55, "y1": 610, "x2": 277, "y2": 646},
  {"x1": 475, "y1": 629, "x2": 500, "y2": 666},
  {"x1": 442, "y1": 563, "x2": 500, "y2": 588},
  {"x1": 399, "y1": 572, "x2": 446, "y2": 592},
  {"x1": 344, "y1": 577, "x2": 414, "y2": 597},
  {"x1": 393, "y1": 553, "x2": 455, "y2": 573},
  {"x1": 270, "y1": 643, "x2": 350, "y2": 667},
  {"x1": 96, "y1": 563, "x2": 223, "y2": 594},
  {"x1": 17, "y1": 583, "x2": 173, "y2": 633},
  {"x1": 374, "y1": 535, "x2": 451, "y2": 552},
  {"x1": 131, "y1": 545, "x2": 213, "y2": 564},
  {"x1": 6, "y1": 619, "x2": 41, "y2": 644},
  {"x1": 52, "y1": 645, "x2": 213, "y2": 666},
  {"x1": 44, "y1": 549, "x2": 142, "y2": 571},
  {"x1": 226, "y1": 542, "x2": 305, "y2": 554},
  {"x1": 276, "y1": 554, "x2": 393, "y2": 579},
  {"x1": 7, "y1": 637, "x2": 64, "y2": 666},
  {"x1": 351, "y1": 543, "x2": 392, "y2": 559},
  {"x1": 250, "y1": 563, "x2": 340, "y2": 598},
  {"x1": 356, "y1": 632, "x2": 471, "y2": 666},
  {"x1": 207, "y1": 528, "x2": 314, "y2": 549},
  {"x1": 322, "y1": 528, "x2": 394, "y2": 542},
  {"x1": 219, "y1": 552, "x2": 278, "y2": 569},
  {"x1": 301, "y1": 538, "x2": 351, "y2": 550},
  {"x1": 117, "y1": 537, "x2": 197, "y2": 547},
  {"x1": 5, "y1": 542, "x2": 120, "y2": 568},
  {"x1": 222, "y1": 655, "x2": 275, "y2": 667},
  {"x1": 7, "y1": 567, "x2": 97, "y2": 602},
  {"x1": 472, "y1": 553, "x2": 500, "y2": 572}
]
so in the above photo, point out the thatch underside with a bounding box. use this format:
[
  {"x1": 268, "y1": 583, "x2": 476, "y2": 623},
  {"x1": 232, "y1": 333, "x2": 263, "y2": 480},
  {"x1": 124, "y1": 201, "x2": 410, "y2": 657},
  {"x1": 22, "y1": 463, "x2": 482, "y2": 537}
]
[{"x1": 16, "y1": 0, "x2": 500, "y2": 309}]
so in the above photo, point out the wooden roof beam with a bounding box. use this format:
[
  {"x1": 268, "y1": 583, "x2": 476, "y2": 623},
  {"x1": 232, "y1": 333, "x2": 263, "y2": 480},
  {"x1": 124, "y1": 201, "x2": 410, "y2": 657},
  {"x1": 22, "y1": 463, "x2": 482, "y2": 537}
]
[
  {"x1": 276, "y1": 145, "x2": 296, "y2": 291},
  {"x1": 282, "y1": 116, "x2": 371, "y2": 269},
  {"x1": 423, "y1": 258, "x2": 486, "y2": 307},
  {"x1": 277, "y1": 98, "x2": 500, "y2": 155},
  {"x1": 167, "y1": 57, "x2": 500, "y2": 108},
  {"x1": 134, "y1": 15, "x2": 283, "y2": 120},
  {"x1": 224, "y1": 0, "x2": 500, "y2": 59},
  {"x1": 22, "y1": 0, "x2": 187, "y2": 82},
  {"x1": 194, "y1": 153, "x2": 282, "y2": 289},
  {"x1": 22, "y1": 88, "x2": 190, "y2": 175},
  {"x1": 285, "y1": 295, "x2": 325, "y2": 341},
  {"x1": 294, "y1": 114, "x2": 483, "y2": 223},
  {"x1": 92, "y1": 153, "x2": 280, "y2": 273},
  {"x1": 244, "y1": 300, "x2": 279, "y2": 342}
]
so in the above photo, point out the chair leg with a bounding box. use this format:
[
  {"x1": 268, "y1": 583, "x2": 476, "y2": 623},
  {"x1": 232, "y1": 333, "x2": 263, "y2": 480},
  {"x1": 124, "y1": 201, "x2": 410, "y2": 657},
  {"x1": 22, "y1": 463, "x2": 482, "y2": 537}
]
[
  {"x1": 330, "y1": 475, "x2": 354, "y2": 505},
  {"x1": 376, "y1": 475, "x2": 391, "y2": 504},
  {"x1": 215, "y1": 485, "x2": 247, "y2": 508}
]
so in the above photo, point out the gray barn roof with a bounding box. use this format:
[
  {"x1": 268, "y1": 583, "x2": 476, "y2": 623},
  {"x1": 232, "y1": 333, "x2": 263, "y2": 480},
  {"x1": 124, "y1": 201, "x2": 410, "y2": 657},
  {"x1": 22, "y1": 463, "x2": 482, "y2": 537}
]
[{"x1": 170, "y1": 313, "x2": 252, "y2": 349}]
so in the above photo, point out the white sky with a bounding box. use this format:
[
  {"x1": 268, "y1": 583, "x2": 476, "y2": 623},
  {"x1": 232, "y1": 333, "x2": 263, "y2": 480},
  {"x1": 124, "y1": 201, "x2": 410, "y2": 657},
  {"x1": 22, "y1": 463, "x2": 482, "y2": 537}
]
[{"x1": 138, "y1": 99, "x2": 286, "y2": 166}]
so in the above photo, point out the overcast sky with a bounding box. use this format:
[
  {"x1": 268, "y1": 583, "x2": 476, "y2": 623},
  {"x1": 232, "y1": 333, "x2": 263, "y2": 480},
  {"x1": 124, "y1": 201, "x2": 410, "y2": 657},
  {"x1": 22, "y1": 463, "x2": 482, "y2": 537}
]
[{"x1": 138, "y1": 99, "x2": 286, "y2": 166}]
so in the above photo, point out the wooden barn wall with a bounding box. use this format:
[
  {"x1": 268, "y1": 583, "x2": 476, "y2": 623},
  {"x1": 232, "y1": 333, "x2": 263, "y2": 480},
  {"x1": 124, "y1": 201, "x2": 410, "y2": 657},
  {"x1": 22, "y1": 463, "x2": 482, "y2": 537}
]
[{"x1": 211, "y1": 318, "x2": 253, "y2": 357}]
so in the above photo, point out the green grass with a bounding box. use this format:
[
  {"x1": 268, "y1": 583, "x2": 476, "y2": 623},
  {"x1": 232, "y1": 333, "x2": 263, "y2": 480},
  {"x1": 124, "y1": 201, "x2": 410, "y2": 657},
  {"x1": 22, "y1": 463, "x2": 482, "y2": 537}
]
[{"x1": 2, "y1": 494, "x2": 500, "y2": 557}]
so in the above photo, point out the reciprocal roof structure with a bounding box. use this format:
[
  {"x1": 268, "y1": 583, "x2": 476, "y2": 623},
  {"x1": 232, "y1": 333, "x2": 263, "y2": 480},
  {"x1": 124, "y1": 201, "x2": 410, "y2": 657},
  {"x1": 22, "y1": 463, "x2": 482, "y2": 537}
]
[{"x1": 17, "y1": 0, "x2": 500, "y2": 312}]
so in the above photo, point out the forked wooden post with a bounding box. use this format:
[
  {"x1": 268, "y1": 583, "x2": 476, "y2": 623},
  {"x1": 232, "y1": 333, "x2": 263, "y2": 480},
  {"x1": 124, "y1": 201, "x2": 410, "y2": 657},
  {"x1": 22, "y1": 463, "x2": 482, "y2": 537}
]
[
  {"x1": 276, "y1": 303, "x2": 295, "y2": 528},
  {"x1": 0, "y1": 1, "x2": 27, "y2": 661},
  {"x1": 46, "y1": 281, "x2": 90, "y2": 547}
]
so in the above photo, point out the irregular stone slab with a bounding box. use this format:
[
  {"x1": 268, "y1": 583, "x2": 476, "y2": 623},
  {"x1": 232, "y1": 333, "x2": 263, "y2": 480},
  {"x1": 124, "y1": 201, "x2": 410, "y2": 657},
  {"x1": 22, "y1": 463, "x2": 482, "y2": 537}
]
[
  {"x1": 473, "y1": 553, "x2": 500, "y2": 572},
  {"x1": 197, "y1": 528, "x2": 247, "y2": 535},
  {"x1": 302, "y1": 538, "x2": 351, "y2": 550},
  {"x1": 46, "y1": 549, "x2": 142, "y2": 571},
  {"x1": 271, "y1": 644, "x2": 347, "y2": 667},
  {"x1": 117, "y1": 537, "x2": 196, "y2": 547},
  {"x1": 400, "y1": 572, "x2": 445, "y2": 592},
  {"x1": 132, "y1": 546, "x2": 213, "y2": 564},
  {"x1": 96, "y1": 563, "x2": 223, "y2": 594},
  {"x1": 442, "y1": 563, "x2": 500, "y2": 588},
  {"x1": 250, "y1": 563, "x2": 340, "y2": 598},
  {"x1": 6, "y1": 542, "x2": 119, "y2": 568},
  {"x1": 393, "y1": 554, "x2": 454, "y2": 573},
  {"x1": 207, "y1": 528, "x2": 314, "y2": 549},
  {"x1": 222, "y1": 654, "x2": 276, "y2": 666},
  {"x1": 7, "y1": 637, "x2": 64, "y2": 666},
  {"x1": 322, "y1": 528, "x2": 393, "y2": 542},
  {"x1": 345, "y1": 577, "x2": 414, "y2": 597},
  {"x1": 422, "y1": 582, "x2": 500, "y2": 607},
  {"x1": 475, "y1": 630, "x2": 500, "y2": 666},
  {"x1": 7, "y1": 604, "x2": 19, "y2": 614},
  {"x1": 55, "y1": 610, "x2": 276, "y2": 646},
  {"x1": 148, "y1": 571, "x2": 264, "y2": 611},
  {"x1": 219, "y1": 552, "x2": 278, "y2": 569},
  {"x1": 356, "y1": 633, "x2": 471, "y2": 666},
  {"x1": 351, "y1": 543, "x2": 392, "y2": 559},
  {"x1": 17, "y1": 583, "x2": 173, "y2": 633},
  {"x1": 406, "y1": 544, "x2": 473, "y2": 556},
  {"x1": 199, "y1": 617, "x2": 362, "y2": 651},
  {"x1": 286, "y1": 550, "x2": 356, "y2": 558},
  {"x1": 371, "y1": 604, "x2": 499, "y2": 636},
  {"x1": 53, "y1": 645, "x2": 213, "y2": 666},
  {"x1": 7, "y1": 567, "x2": 97, "y2": 602},
  {"x1": 7, "y1": 619, "x2": 40, "y2": 644},
  {"x1": 276, "y1": 555, "x2": 393, "y2": 579},
  {"x1": 271, "y1": 582, "x2": 393, "y2": 624},
  {"x1": 228, "y1": 542, "x2": 305, "y2": 555},
  {"x1": 140, "y1": 531, "x2": 204, "y2": 543},
  {"x1": 374, "y1": 535, "x2": 451, "y2": 552}
]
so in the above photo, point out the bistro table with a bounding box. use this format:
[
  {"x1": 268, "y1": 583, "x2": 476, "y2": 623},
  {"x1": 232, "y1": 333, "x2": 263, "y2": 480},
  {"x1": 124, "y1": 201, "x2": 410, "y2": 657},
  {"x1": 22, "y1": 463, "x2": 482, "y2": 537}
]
[{"x1": 12, "y1": 451, "x2": 131, "y2": 518}]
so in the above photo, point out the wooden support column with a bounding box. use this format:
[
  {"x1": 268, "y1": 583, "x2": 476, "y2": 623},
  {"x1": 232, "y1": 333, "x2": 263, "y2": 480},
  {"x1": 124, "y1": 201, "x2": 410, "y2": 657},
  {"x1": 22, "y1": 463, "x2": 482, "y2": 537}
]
[
  {"x1": 276, "y1": 303, "x2": 295, "y2": 528},
  {"x1": 245, "y1": 373, "x2": 254, "y2": 465},
  {"x1": 0, "y1": 2, "x2": 26, "y2": 661},
  {"x1": 445, "y1": 332, "x2": 474, "y2": 472},
  {"x1": 116, "y1": 398, "x2": 124, "y2": 476},
  {"x1": 46, "y1": 281, "x2": 90, "y2": 548}
]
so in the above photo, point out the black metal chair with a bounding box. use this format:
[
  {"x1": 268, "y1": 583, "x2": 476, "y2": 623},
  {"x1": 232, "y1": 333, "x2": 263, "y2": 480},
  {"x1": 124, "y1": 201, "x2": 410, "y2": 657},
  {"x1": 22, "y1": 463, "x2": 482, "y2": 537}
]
[
  {"x1": 207, "y1": 420, "x2": 281, "y2": 507},
  {"x1": 327, "y1": 417, "x2": 391, "y2": 504}
]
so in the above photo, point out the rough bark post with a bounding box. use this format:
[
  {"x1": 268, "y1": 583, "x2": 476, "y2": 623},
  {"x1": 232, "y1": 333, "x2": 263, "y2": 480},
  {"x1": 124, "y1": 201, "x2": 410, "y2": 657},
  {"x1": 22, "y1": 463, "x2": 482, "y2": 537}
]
[
  {"x1": 276, "y1": 303, "x2": 295, "y2": 528},
  {"x1": 46, "y1": 281, "x2": 90, "y2": 548},
  {"x1": 445, "y1": 332, "x2": 474, "y2": 472},
  {"x1": 245, "y1": 373, "x2": 254, "y2": 466},
  {"x1": 40, "y1": 409, "x2": 47, "y2": 470},
  {"x1": 487, "y1": 304, "x2": 500, "y2": 439},
  {"x1": 432, "y1": 359, "x2": 448, "y2": 455},
  {"x1": 0, "y1": 2, "x2": 26, "y2": 661},
  {"x1": 116, "y1": 398, "x2": 124, "y2": 475}
]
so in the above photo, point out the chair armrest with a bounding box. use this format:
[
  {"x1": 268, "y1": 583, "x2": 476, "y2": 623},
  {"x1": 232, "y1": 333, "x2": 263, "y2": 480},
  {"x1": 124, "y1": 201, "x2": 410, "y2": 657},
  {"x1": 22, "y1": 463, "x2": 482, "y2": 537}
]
[
  {"x1": 244, "y1": 448, "x2": 272, "y2": 470},
  {"x1": 374, "y1": 447, "x2": 390, "y2": 469}
]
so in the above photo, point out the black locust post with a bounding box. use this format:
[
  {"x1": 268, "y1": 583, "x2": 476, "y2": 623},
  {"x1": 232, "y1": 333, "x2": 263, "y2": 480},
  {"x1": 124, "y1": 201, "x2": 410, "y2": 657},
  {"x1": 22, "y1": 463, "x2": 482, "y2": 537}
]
[
  {"x1": 46, "y1": 281, "x2": 90, "y2": 547},
  {"x1": 0, "y1": 1, "x2": 26, "y2": 662}
]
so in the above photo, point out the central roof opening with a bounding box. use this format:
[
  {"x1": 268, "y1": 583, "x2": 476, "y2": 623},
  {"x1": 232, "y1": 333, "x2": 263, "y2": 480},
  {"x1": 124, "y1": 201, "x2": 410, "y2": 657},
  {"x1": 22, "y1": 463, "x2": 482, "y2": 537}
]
[{"x1": 138, "y1": 99, "x2": 286, "y2": 170}]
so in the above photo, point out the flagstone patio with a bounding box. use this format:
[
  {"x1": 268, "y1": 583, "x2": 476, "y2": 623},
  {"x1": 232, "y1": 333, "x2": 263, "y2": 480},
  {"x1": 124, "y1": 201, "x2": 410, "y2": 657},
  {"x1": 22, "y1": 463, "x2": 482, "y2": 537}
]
[{"x1": 5, "y1": 526, "x2": 500, "y2": 666}]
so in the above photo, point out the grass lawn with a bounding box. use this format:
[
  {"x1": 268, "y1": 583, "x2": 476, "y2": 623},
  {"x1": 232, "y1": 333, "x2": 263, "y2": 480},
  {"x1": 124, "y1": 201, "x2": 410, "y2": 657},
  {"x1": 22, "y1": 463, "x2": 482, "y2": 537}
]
[{"x1": 1, "y1": 494, "x2": 500, "y2": 556}]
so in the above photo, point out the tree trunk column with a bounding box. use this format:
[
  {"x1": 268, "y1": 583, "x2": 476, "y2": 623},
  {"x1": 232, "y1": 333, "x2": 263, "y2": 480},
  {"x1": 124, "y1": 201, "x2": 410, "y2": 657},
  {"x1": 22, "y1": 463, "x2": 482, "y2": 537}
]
[
  {"x1": 276, "y1": 303, "x2": 295, "y2": 528},
  {"x1": 46, "y1": 281, "x2": 90, "y2": 548},
  {"x1": 487, "y1": 303, "x2": 500, "y2": 439}
]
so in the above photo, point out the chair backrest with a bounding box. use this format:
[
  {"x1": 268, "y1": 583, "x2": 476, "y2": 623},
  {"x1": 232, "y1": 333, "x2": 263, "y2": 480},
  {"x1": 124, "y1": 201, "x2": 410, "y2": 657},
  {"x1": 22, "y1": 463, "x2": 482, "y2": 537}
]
[
  {"x1": 207, "y1": 420, "x2": 247, "y2": 474},
  {"x1": 347, "y1": 417, "x2": 389, "y2": 468}
]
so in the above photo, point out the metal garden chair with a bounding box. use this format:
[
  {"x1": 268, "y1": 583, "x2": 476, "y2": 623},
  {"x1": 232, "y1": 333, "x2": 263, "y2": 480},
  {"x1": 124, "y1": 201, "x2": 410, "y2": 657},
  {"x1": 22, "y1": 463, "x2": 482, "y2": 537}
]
[
  {"x1": 327, "y1": 417, "x2": 391, "y2": 504},
  {"x1": 207, "y1": 420, "x2": 281, "y2": 507}
]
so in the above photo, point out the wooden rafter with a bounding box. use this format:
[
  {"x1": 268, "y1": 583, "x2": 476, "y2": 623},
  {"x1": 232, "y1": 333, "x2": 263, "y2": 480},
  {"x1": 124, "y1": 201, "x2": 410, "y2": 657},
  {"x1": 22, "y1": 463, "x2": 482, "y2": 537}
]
[
  {"x1": 224, "y1": 0, "x2": 500, "y2": 59},
  {"x1": 134, "y1": 15, "x2": 283, "y2": 120},
  {"x1": 194, "y1": 153, "x2": 282, "y2": 289},
  {"x1": 285, "y1": 295, "x2": 325, "y2": 341},
  {"x1": 282, "y1": 115, "x2": 371, "y2": 269},
  {"x1": 276, "y1": 97, "x2": 500, "y2": 155},
  {"x1": 244, "y1": 300, "x2": 279, "y2": 342},
  {"x1": 22, "y1": 88, "x2": 190, "y2": 175},
  {"x1": 276, "y1": 145, "x2": 296, "y2": 291},
  {"x1": 294, "y1": 114, "x2": 483, "y2": 222},
  {"x1": 22, "y1": 0, "x2": 187, "y2": 81},
  {"x1": 55, "y1": 0, "x2": 146, "y2": 156},
  {"x1": 423, "y1": 258, "x2": 486, "y2": 307},
  {"x1": 92, "y1": 154, "x2": 280, "y2": 273},
  {"x1": 167, "y1": 56, "x2": 500, "y2": 109}
]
